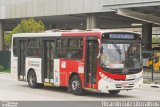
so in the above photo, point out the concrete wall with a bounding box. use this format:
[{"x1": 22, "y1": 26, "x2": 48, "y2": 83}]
[
  {"x1": 103, "y1": 0, "x2": 160, "y2": 6},
  {"x1": 1, "y1": 0, "x2": 160, "y2": 19}
]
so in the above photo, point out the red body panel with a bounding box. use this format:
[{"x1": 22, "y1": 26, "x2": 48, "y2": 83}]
[
  {"x1": 60, "y1": 32, "x2": 101, "y2": 88},
  {"x1": 58, "y1": 32, "x2": 127, "y2": 90},
  {"x1": 62, "y1": 32, "x2": 101, "y2": 38},
  {"x1": 59, "y1": 59, "x2": 85, "y2": 87},
  {"x1": 97, "y1": 65, "x2": 126, "y2": 80}
]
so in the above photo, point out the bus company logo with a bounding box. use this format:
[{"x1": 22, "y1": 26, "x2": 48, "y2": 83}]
[
  {"x1": 1, "y1": 101, "x2": 18, "y2": 107},
  {"x1": 28, "y1": 61, "x2": 40, "y2": 67}
]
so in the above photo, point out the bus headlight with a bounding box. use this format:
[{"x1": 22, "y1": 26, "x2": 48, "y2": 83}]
[
  {"x1": 99, "y1": 72, "x2": 115, "y2": 82},
  {"x1": 99, "y1": 72, "x2": 105, "y2": 78}
]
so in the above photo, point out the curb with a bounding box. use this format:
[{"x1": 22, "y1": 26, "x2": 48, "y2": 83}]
[{"x1": 0, "y1": 72, "x2": 11, "y2": 75}]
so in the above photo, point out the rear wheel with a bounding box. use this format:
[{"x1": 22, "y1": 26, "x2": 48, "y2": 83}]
[
  {"x1": 69, "y1": 75, "x2": 83, "y2": 95},
  {"x1": 108, "y1": 90, "x2": 120, "y2": 95},
  {"x1": 28, "y1": 70, "x2": 43, "y2": 88}
]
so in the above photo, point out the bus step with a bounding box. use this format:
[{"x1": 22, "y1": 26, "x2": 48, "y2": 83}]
[
  {"x1": 44, "y1": 78, "x2": 54, "y2": 83},
  {"x1": 44, "y1": 82, "x2": 54, "y2": 87}
]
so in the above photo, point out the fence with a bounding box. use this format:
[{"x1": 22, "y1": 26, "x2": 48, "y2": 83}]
[
  {"x1": 0, "y1": 51, "x2": 11, "y2": 70},
  {"x1": 143, "y1": 68, "x2": 160, "y2": 83},
  {"x1": 142, "y1": 43, "x2": 160, "y2": 83}
]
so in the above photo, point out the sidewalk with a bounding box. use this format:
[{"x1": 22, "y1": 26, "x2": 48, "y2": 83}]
[{"x1": 0, "y1": 72, "x2": 16, "y2": 81}]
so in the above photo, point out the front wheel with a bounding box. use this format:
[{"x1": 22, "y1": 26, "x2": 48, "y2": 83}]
[
  {"x1": 108, "y1": 90, "x2": 120, "y2": 95},
  {"x1": 69, "y1": 75, "x2": 83, "y2": 95}
]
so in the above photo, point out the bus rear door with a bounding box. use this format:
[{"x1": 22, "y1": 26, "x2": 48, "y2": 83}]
[{"x1": 18, "y1": 39, "x2": 27, "y2": 80}]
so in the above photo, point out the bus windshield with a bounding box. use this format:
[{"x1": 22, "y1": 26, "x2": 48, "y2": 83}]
[{"x1": 100, "y1": 42, "x2": 142, "y2": 74}]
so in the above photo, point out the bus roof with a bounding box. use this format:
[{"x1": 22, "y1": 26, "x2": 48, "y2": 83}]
[{"x1": 12, "y1": 29, "x2": 140, "y2": 38}]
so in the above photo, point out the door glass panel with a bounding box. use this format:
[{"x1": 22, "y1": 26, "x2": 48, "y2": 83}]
[
  {"x1": 44, "y1": 41, "x2": 56, "y2": 80},
  {"x1": 18, "y1": 40, "x2": 27, "y2": 80},
  {"x1": 85, "y1": 39, "x2": 98, "y2": 86}
]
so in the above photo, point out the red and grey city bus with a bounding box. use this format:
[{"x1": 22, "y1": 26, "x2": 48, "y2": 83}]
[{"x1": 11, "y1": 30, "x2": 143, "y2": 95}]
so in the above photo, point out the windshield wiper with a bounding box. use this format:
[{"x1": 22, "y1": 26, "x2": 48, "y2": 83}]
[
  {"x1": 128, "y1": 67, "x2": 142, "y2": 71},
  {"x1": 112, "y1": 42, "x2": 122, "y2": 55}
]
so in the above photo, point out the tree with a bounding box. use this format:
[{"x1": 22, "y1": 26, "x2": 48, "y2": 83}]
[{"x1": 5, "y1": 18, "x2": 45, "y2": 46}]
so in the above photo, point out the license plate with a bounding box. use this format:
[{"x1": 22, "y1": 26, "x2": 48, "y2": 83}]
[{"x1": 122, "y1": 83, "x2": 129, "y2": 87}]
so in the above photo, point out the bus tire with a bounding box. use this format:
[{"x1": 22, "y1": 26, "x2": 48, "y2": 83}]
[
  {"x1": 108, "y1": 90, "x2": 120, "y2": 95},
  {"x1": 27, "y1": 70, "x2": 39, "y2": 88},
  {"x1": 69, "y1": 75, "x2": 83, "y2": 95}
]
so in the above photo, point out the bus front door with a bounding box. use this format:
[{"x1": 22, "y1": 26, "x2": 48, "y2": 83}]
[
  {"x1": 43, "y1": 40, "x2": 56, "y2": 83},
  {"x1": 85, "y1": 37, "x2": 98, "y2": 88},
  {"x1": 18, "y1": 40, "x2": 27, "y2": 80}
]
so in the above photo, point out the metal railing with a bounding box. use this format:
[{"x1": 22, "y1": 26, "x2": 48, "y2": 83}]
[
  {"x1": 142, "y1": 43, "x2": 160, "y2": 83},
  {"x1": 3, "y1": 43, "x2": 10, "y2": 51}
]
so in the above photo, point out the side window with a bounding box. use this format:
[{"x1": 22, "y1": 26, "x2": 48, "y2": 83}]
[
  {"x1": 68, "y1": 39, "x2": 83, "y2": 48},
  {"x1": 67, "y1": 38, "x2": 83, "y2": 59},
  {"x1": 27, "y1": 39, "x2": 41, "y2": 57},
  {"x1": 56, "y1": 39, "x2": 68, "y2": 47},
  {"x1": 56, "y1": 39, "x2": 67, "y2": 58},
  {"x1": 13, "y1": 38, "x2": 18, "y2": 56},
  {"x1": 55, "y1": 38, "x2": 83, "y2": 59},
  {"x1": 28, "y1": 39, "x2": 40, "y2": 47},
  {"x1": 56, "y1": 49, "x2": 67, "y2": 58},
  {"x1": 56, "y1": 39, "x2": 61, "y2": 47}
]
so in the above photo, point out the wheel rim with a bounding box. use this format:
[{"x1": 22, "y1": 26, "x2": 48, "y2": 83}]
[
  {"x1": 72, "y1": 79, "x2": 79, "y2": 91},
  {"x1": 29, "y1": 73, "x2": 36, "y2": 86}
]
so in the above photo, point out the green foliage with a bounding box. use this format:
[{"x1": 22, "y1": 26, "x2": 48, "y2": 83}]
[
  {"x1": 152, "y1": 38, "x2": 160, "y2": 47},
  {"x1": 0, "y1": 65, "x2": 5, "y2": 71},
  {"x1": 0, "y1": 65, "x2": 10, "y2": 73},
  {"x1": 5, "y1": 18, "x2": 45, "y2": 46},
  {"x1": 152, "y1": 38, "x2": 160, "y2": 43}
]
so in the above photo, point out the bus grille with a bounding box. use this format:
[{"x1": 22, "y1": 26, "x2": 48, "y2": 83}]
[
  {"x1": 126, "y1": 79, "x2": 135, "y2": 81},
  {"x1": 115, "y1": 83, "x2": 134, "y2": 88}
]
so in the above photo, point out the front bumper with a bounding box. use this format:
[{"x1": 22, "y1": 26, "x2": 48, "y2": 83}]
[{"x1": 98, "y1": 76, "x2": 143, "y2": 93}]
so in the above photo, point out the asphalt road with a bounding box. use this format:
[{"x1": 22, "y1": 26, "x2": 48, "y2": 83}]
[{"x1": 0, "y1": 73, "x2": 160, "y2": 101}]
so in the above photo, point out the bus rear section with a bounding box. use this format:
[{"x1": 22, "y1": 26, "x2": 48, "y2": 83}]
[{"x1": 11, "y1": 31, "x2": 143, "y2": 95}]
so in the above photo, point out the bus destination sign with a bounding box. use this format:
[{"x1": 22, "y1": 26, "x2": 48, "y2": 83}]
[{"x1": 109, "y1": 34, "x2": 134, "y2": 40}]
